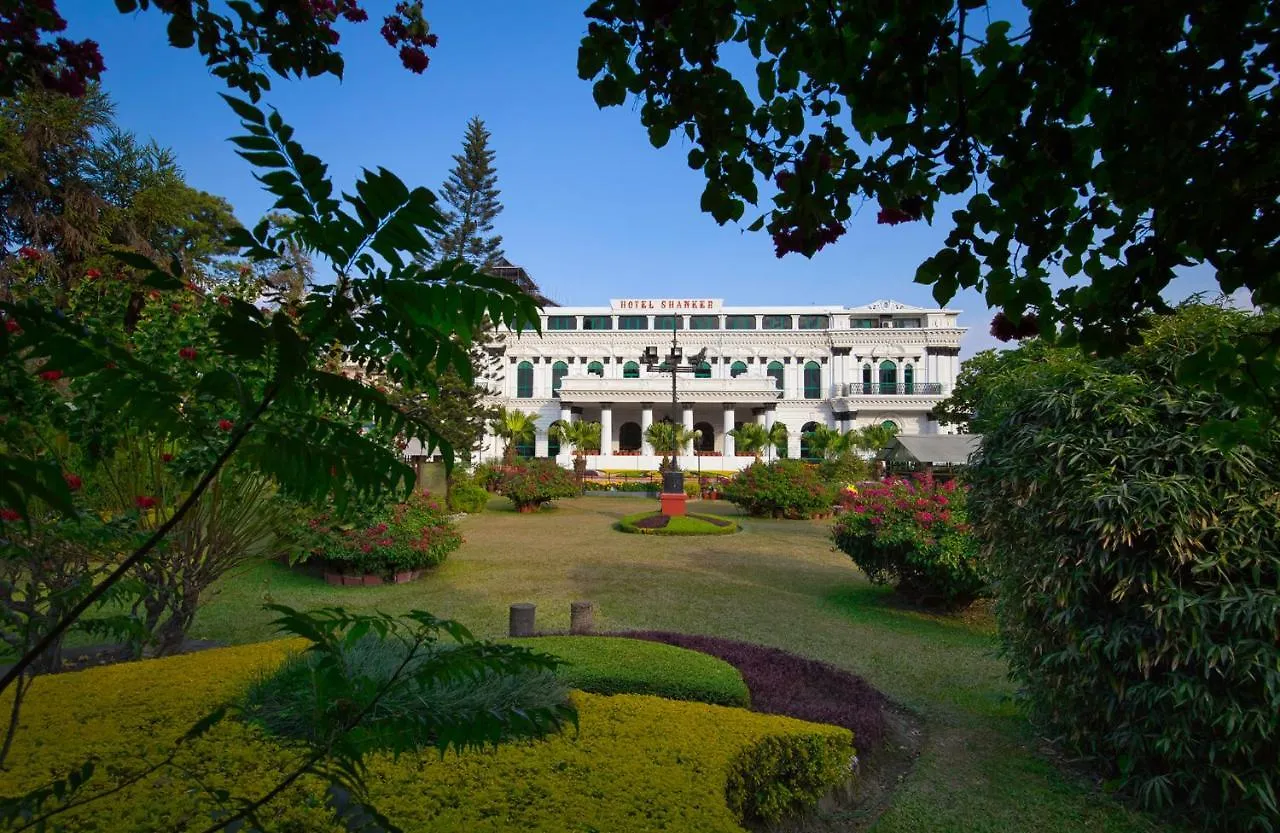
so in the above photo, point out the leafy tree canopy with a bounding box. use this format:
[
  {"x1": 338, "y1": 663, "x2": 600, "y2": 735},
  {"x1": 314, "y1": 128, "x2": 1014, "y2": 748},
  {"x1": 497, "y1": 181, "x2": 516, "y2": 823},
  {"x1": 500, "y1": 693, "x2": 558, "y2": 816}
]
[{"x1": 578, "y1": 0, "x2": 1279, "y2": 411}]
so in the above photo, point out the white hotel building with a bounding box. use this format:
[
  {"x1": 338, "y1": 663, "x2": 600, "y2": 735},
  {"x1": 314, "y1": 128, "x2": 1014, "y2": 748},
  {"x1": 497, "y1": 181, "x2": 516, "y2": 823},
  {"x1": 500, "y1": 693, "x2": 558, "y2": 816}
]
[{"x1": 481, "y1": 298, "x2": 965, "y2": 471}]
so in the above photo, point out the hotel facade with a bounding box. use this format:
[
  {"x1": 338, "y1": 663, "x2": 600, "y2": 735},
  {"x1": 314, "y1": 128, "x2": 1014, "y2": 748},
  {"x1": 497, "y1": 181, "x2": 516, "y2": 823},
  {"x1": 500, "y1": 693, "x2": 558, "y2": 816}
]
[{"x1": 481, "y1": 298, "x2": 965, "y2": 471}]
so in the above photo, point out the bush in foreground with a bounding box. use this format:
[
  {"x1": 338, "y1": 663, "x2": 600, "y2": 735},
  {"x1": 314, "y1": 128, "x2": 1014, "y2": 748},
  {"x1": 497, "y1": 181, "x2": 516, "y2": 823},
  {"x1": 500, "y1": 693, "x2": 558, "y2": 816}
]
[
  {"x1": 508, "y1": 636, "x2": 750, "y2": 707},
  {"x1": 495, "y1": 459, "x2": 578, "y2": 512},
  {"x1": 721, "y1": 460, "x2": 833, "y2": 519},
  {"x1": 0, "y1": 643, "x2": 853, "y2": 831},
  {"x1": 831, "y1": 474, "x2": 987, "y2": 609},
  {"x1": 293, "y1": 492, "x2": 462, "y2": 578},
  {"x1": 967, "y1": 306, "x2": 1280, "y2": 832}
]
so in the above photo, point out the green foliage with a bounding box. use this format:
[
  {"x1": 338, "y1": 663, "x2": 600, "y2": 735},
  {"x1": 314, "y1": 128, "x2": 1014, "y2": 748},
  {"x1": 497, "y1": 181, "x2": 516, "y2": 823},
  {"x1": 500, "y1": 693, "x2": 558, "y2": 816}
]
[
  {"x1": 445, "y1": 472, "x2": 488, "y2": 514},
  {"x1": 722, "y1": 460, "x2": 832, "y2": 519},
  {"x1": 243, "y1": 635, "x2": 571, "y2": 753},
  {"x1": 495, "y1": 459, "x2": 578, "y2": 511},
  {"x1": 966, "y1": 306, "x2": 1280, "y2": 830},
  {"x1": 488, "y1": 407, "x2": 538, "y2": 465},
  {"x1": 294, "y1": 492, "x2": 462, "y2": 577},
  {"x1": 644, "y1": 421, "x2": 702, "y2": 458},
  {"x1": 507, "y1": 636, "x2": 751, "y2": 707},
  {"x1": 725, "y1": 732, "x2": 855, "y2": 824},
  {"x1": 832, "y1": 476, "x2": 987, "y2": 610},
  {"x1": 728, "y1": 421, "x2": 788, "y2": 462},
  {"x1": 849, "y1": 423, "x2": 898, "y2": 453},
  {"x1": 617, "y1": 510, "x2": 740, "y2": 536},
  {"x1": 549, "y1": 419, "x2": 601, "y2": 458},
  {"x1": 817, "y1": 451, "x2": 872, "y2": 488},
  {"x1": 578, "y1": 1, "x2": 1280, "y2": 415},
  {"x1": 433, "y1": 116, "x2": 506, "y2": 269}
]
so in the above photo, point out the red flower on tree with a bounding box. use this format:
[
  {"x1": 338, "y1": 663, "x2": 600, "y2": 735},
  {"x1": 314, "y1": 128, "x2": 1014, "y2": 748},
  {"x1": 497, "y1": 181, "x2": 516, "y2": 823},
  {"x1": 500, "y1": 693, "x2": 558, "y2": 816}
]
[
  {"x1": 179, "y1": 346, "x2": 198, "y2": 361},
  {"x1": 17, "y1": 246, "x2": 42, "y2": 261},
  {"x1": 0, "y1": 508, "x2": 21, "y2": 522},
  {"x1": 162, "y1": 453, "x2": 174, "y2": 463},
  {"x1": 218, "y1": 419, "x2": 234, "y2": 431},
  {"x1": 63, "y1": 473, "x2": 82, "y2": 491},
  {"x1": 85, "y1": 268, "x2": 101, "y2": 280},
  {"x1": 39, "y1": 369, "x2": 62, "y2": 381},
  {"x1": 135, "y1": 495, "x2": 158, "y2": 510},
  {"x1": 4, "y1": 318, "x2": 19, "y2": 334}
]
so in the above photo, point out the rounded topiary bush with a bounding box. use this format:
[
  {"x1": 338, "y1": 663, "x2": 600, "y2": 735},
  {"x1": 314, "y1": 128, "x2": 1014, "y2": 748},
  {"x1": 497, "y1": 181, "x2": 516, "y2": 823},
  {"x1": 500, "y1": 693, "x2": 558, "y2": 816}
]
[
  {"x1": 721, "y1": 460, "x2": 833, "y2": 519},
  {"x1": 965, "y1": 306, "x2": 1280, "y2": 832},
  {"x1": 831, "y1": 474, "x2": 986, "y2": 609},
  {"x1": 496, "y1": 459, "x2": 579, "y2": 512},
  {"x1": 447, "y1": 472, "x2": 490, "y2": 514}
]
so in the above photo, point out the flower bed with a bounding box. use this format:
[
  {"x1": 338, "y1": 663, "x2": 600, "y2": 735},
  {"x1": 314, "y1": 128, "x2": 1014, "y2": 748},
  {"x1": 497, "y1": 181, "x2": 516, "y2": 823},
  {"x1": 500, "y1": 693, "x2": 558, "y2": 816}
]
[
  {"x1": 0, "y1": 642, "x2": 854, "y2": 831},
  {"x1": 617, "y1": 510, "x2": 740, "y2": 536}
]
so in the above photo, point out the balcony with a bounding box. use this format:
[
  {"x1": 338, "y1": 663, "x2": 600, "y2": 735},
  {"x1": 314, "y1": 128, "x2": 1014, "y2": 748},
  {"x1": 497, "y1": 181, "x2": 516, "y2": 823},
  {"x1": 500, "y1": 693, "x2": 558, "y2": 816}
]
[{"x1": 842, "y1": 382, "x2": 944, "y2": 396}]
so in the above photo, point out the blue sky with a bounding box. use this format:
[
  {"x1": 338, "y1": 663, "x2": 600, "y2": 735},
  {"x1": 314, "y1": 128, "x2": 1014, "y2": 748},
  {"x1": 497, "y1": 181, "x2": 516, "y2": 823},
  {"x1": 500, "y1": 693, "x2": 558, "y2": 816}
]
[{"x1": 71, "y1": 4, "x2": 1229, "y2": 356}]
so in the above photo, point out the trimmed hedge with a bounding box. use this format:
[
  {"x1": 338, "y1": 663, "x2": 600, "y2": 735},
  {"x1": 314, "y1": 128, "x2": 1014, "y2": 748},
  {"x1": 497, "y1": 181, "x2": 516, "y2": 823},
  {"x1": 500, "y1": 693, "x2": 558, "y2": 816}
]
[
  {"x1": 507, "y1": 636, "x2": 750, "y2": 707},
  {"x1": 0, "y1": 641, "x2": 852, "y2": 831},
  {"x1": 620, "y1": 632, "x2": 888, "y2": 752},
  {"x1": 721, "y1": 460, "x2": 834, "y2": 519},
  {"x1": 617, "y1": 510, "x2": 740, "y2": 536}
]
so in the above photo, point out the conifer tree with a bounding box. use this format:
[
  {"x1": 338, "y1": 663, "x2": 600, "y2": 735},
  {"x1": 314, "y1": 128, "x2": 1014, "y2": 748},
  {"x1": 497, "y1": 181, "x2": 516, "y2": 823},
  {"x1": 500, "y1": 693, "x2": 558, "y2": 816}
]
[{"x1": 434, "y1": 115, "x2": 504, "y2": 268}]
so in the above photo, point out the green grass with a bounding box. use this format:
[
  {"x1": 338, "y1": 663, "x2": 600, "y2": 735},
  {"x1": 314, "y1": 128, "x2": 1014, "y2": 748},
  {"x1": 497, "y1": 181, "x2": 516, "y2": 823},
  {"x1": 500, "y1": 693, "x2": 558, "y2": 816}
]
[
  {"x1": 190, "y1": 495, "x2": 1165, "y2": 833},
  {"x1": 617, "y1": 510, "x2": 740, "y2": 535},
  {"x1": 507, "y1": 635, "x2": 750, "y2": 707}
]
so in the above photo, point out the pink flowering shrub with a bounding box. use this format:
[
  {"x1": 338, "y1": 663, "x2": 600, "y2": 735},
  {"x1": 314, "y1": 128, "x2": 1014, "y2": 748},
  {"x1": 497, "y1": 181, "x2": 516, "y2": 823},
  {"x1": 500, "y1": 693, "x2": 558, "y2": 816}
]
[
  {"x1": 496, "y1": 459, "x2": 578, "y2": 511},
  {"x1": 295, "y1": 491, "x2": 461, "y2": 576},
  {"x1": 831, "y1": 474, "x2": 988, "y2": 609}
]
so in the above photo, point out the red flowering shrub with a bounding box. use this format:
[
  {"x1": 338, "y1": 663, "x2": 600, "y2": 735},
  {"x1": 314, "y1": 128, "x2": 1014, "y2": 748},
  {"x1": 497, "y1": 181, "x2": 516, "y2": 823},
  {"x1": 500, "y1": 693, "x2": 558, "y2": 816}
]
[
  {"x1": 722, "y1": 460, "x2": 833, "y2": 519},
  {"x1": 38, "y1": 369, "x2": 62, "y2": 381},
  {"x1": 62, "y1": 473, "x2": 82, "y2": 491},
  {"x1": 84, "y1": 268, "x2": 101, "y2": 280},
  {"x1": 294, "y1": 492, "x2": 461, "y2": 577},
  {"x1": 831, "y1": 474, "x2": 988, "y2": 609},
  {"x1": 496, "y1": 459, "x2": 578, "y2": 511},
  {"x1": 135, "y1": 495, "x2": 158, "y2": 510},
  {"x1": 17, "y1": 245, "x2": 42, "y2": 261},
  {"x1": 4, "y1": 318, "x2": 20, "y2": 334},
  {"x1": 0, "y1": 508, "x2": 21, "y2": 522},
  {"x1": 217, "y1": 419, "x2": 234, "y2": 431},
  {"x1": 178, "y1": 346, "x2": 198, "y2": 361}
]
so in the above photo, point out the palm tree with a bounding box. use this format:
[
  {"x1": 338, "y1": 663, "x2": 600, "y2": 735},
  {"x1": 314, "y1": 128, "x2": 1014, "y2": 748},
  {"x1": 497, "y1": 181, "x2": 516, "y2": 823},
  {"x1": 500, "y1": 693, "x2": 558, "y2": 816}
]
[
  {"x1": 852, "y1": 423, "x2": 898, "y2": 454},
  {"x1": 730, "y1": 422, "x2": 788, "y2": 463},
  {"x1": 802, "y1": 424, "x2": 845, "y2": 461},
  {"x1": 489, "y1": 407, "x2": 537, "y2": 465},
  {"x1": 645, "y1": 421, "x2": 702, "y2": 470},
  {"x1": 549, "y1": 419, "x2": 601, "y2": 487}
]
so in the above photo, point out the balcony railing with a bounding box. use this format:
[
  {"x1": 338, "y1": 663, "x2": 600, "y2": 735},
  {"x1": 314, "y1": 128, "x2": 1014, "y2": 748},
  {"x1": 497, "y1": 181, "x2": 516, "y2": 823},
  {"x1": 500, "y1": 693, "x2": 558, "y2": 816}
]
[{"x1": 842, "y1": 382, "x2": 943, "y2": 396}]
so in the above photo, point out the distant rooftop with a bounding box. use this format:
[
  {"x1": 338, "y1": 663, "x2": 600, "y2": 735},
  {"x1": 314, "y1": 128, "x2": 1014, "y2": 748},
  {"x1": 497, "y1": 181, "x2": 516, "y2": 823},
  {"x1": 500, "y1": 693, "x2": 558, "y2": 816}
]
[{"x1": 489, "y1": 257, "x2": 555, "y2": 306}]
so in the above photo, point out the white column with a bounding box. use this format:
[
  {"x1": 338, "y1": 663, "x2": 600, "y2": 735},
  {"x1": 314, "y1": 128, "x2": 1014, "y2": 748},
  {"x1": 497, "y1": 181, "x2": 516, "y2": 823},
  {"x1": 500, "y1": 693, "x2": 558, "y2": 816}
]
[
  {"x1": 722, "y1": 405, "x2": 736, "y2": 458},
  {"x1": 896, "y1": 359, "x2": 905, "y2": 392},
  {"x1": 600, "y1": 403, "x2": 613, "y2": 457},
  {"x1": 640, "y1": 404, "x2": 653, "y2": 456},
  {"x1": 560, "y1": 405, "x2": 571, "y2": 425},
  {"x1": 682, "y1": 405, "x2": 695, "y2": 455},
  {"x1": 764, "y1": 407, "x2": 777, "y2": 462},
  {"x1": 535, "y1": 421, "x2": 549, "y2": 457},
  {"x1": 756, "y1": 407, "x2": 766, "y2": 426}
]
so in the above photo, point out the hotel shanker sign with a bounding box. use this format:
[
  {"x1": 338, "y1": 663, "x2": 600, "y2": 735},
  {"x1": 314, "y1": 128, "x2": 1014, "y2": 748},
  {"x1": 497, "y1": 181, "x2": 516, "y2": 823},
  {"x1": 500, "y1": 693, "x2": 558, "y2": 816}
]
[{"x1": 610, "y1": 298, "x2": 724, "y2": 311}]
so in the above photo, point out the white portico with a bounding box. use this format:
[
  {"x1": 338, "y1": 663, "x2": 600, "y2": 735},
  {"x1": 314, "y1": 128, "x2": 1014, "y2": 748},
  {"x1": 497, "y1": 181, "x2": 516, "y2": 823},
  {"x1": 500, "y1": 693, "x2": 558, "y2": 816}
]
[{"x1": 481, "y1": 298, "x2": 965, "y2": 471}]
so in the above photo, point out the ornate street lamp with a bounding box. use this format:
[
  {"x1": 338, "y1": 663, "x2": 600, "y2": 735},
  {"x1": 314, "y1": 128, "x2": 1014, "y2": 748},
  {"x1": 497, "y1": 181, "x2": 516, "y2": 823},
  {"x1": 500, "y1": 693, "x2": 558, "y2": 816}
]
[{"x1": 641, "y1": 321, "x2": 706, "y2": 497}]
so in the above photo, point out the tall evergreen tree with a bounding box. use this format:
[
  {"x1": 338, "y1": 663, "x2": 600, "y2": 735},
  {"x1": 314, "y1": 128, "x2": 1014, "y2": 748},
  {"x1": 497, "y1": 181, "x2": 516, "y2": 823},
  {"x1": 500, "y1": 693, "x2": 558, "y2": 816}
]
[{"x1": 434, "y1": 116, "x2": 504, "y2": 268}]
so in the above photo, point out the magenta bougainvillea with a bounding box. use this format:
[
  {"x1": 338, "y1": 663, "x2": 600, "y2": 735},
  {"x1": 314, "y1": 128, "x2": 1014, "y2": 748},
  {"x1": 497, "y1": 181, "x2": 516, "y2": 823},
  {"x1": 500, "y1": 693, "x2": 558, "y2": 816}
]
[
  {"x1": 296, "y1": 491, "x2": 462, "y2": 576},
  {"x1": 832, "y1": 474, "x2": 988, "y2": 609}
]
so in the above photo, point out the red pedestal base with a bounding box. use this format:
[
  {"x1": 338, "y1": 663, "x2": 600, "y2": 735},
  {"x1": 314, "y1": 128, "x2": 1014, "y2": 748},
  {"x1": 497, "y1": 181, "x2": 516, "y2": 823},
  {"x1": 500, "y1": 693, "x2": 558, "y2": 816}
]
[{"x1": 659, "y1": 492, "x2": 688, "y2": 517}]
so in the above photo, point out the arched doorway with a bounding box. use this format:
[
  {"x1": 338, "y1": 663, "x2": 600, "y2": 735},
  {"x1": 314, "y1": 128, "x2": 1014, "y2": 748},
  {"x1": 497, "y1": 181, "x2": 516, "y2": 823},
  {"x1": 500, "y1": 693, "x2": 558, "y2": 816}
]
[
  {"x1": 800, "y1": 420, "x2": 820, "y2": 461},
  {"x1": 878, "y1": 360, "x2": 897, "y2": 394},
  {"x1": 618, "y1": 422, "x2": 642, "y2": 452},
  {"x1": 551, "y1": 361, "x2": 568, "y2": 396},
  {"x1": 803, "y1": 361, "x2": 821, "y2": 399},
  {"x1": 547, "y1": 420, "x2": 565, "y2": 457},
  {"x1": 767, "y1": 360, "x2": 784, "y2": 391},
  {"x1": 904, "y1": 363, "x2": 914, "y2": 394},
  {"x1": 693, "y1": 421, "x2": 715, "y2": 453},
  {"x1": 516, "y1": 361, "x2": 533, "y2": 398}
]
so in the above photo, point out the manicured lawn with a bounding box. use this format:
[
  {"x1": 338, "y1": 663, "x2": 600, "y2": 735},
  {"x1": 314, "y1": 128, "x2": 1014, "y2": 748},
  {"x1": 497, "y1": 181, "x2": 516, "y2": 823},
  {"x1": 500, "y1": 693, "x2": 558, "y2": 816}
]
[{"x1": 193, "y1": 495, "x2": 1163, "y2": 833}]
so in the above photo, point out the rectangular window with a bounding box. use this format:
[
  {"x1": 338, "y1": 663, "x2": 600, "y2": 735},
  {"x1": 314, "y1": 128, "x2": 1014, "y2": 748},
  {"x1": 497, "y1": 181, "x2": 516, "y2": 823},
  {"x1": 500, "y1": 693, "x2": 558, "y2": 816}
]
[
  {"x1": 852, "y1": 318, "x2": 876, "y2": 328},
  {"x1": 653, "y1": 315, "x2": 684, "y2": 330},
  {"x1": 893, "y1": 318, "x2": 922, "y2": 328},
  {"x1": 762, "y1": 314, "x2": 793, "y2": 330},
  {"x1": 618, "y1": 315, "x2": 649, "y2": 330},
  {"x1": 582, "y1": 315, "x2": 613, "y2": 330},
  {"x1": 546, "y1": 315, "x2": 577, "y2": 330},
  {"x1": 689, "y1": 315, "x2": 719, "y2": 330},
  {"x1": 798, "y1": 315, "x2": 830, "y2": 330},
  {"x1": 725, "y1": 315, "x2": 757, "y2": 330}
]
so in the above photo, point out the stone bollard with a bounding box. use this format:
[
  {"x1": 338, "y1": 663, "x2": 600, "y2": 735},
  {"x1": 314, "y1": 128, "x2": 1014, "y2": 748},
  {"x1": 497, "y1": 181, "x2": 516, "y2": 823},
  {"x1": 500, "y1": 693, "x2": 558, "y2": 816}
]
[
  {"x1": 509, "y1": 603, "x2": 536, "y2": 637},
  {"x1": 570, "y1": 601, "x2": 596, "y2": 635}
]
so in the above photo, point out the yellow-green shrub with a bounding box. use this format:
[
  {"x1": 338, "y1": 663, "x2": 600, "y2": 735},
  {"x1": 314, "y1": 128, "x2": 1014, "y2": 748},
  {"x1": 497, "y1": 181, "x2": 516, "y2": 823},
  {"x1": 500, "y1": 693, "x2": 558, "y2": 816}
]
[{"x1": 1, "y1": 642, "x2": 853, "y2": 832}]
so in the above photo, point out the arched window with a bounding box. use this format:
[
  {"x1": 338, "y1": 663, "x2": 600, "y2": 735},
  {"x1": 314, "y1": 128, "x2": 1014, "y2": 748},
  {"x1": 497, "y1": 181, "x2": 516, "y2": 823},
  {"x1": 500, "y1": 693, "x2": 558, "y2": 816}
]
[
  {"x1": 803, "y1": 361, "x2": 821, "y2": 399},
  {"x1": 730, "y1": 361, "x2": 748, "y2": 378},
  {"x1": 623, "y1": 361, "x2": 640, "y2": 379},
  {"x1": 587, "y1": 361, "x2": 604, "y2": 378},
  {"x1": 881, "y1": 420, "x2": 898, "y2": 431},
  {"x1": 767, "y1": 361, "x2": 784, "y2": 392},
  {"x1": 879, "y1": 360, "x2": 897, "y2": 394},
  {"x1": 516, "y1": 361, "x2": 533, "y2": 398},
  {"x1": 695, "y1": 361, "x2": 711, "y2": 379},
  {"x1": 618, "y1": 422, "x2": 642, "y2": 452},
  {"x1": 551, "y1": 361, "x2": 568, "y2": 395},
  {"x1": 547, "y1": 420, "x2": 565, "y2": 457},
  {"x1": 693, "y1": 421, "x2": 715, "y2": 453},
  {"x1": 904, "y1": 363, "x2": 914, "y2": 394},
  {"x1": 862, "y1": 363, "x2": 872, "y2": 394},
  {"x1": 800, "y1": 421, "x2": 820, "y2": 461}
]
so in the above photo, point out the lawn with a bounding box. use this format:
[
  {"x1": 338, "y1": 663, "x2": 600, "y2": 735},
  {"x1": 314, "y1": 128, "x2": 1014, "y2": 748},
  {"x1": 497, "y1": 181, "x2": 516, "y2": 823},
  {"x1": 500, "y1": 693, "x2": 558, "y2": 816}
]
[{"x1": 192, "y1": 494, "x2": 1163, "y2": 833}]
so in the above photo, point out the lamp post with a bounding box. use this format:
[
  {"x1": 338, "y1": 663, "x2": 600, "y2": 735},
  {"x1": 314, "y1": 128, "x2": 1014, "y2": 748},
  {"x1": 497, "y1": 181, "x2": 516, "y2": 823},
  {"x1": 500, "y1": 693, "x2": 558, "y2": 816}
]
[{"x1": 641, "y1": 320, "x2": 706, "y2": 498}]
